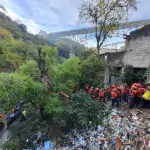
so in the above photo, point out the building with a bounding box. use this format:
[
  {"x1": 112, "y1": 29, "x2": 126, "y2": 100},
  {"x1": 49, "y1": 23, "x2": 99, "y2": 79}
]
[
  {"x1": 123, "y1": 24, "x2": 150, "y2": 68},
  {"x1": 104, "y1": 24, "x2": 150, "y2": 85}
]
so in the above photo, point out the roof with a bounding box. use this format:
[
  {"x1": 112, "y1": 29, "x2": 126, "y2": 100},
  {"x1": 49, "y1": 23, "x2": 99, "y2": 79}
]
[{"x1": 129, "y1": 24, "x2": 150, "y2": 39}]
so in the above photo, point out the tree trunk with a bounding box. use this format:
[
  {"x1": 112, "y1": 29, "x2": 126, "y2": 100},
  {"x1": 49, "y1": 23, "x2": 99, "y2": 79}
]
[{"x1": 97, "y1": 47, "x2": 100, "y2": 61}]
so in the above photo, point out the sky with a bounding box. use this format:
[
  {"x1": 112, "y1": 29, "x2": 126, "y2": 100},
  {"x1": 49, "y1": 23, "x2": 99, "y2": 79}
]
[{"x1": 1, "y1": 0, "x2": 150, "y2": 47}]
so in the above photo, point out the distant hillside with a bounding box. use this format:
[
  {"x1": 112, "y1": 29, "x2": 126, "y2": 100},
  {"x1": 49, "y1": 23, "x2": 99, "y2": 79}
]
[
  {"x1": 0, "y1": 11, "x2": 47, "y2": 45},
  {"x1": 0, "y1": 11, "x2": 87, "y2": 58},
  {"x1": 56, "y1": 38, "x2": 88, "y2": 58}
]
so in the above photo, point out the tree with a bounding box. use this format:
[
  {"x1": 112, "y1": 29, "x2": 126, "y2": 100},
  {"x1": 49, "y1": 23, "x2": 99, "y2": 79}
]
[
  {"x1": 54, "y1": 57, "x2": 81, "y2": 95},
  {"x1": 79, "y1": 0, "x2": 137, "y2": 59},
  {"x1": 0, "y1": 72, "x2": 45, "y2": 111},
  {"x1": 56, "y1": 38, "x2": 87, "y2": 58},
  {"x1": 79, "y1": 55, "x2": 106, "y2": 86},
  {"x1": 65, "y1": 90, "x2": 108, "y2": 127},
  {"x1": 18, "y1": 24, "x2": 27, "y2": 32},
  {"x1": 18, "y1": 60, "x2": 40, "y2": 80},
  {"x1": 0, "y1": 5, "x2": 6, "y2": 13}
]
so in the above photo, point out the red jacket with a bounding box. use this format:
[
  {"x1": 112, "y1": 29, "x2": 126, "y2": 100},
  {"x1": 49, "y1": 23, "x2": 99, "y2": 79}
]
[
  {"x1": 117, "y1": 89, "x2": 122, "y2": 97},
  {"x1": 94, "y1": 88, "x2": 100, "y2": 95},
  {"x1": 88, "y1": 88, "x2": 93, "y2": 94},
  {"x1": 99, "y1": 91, "x2": 105, "y2": 97},
  {"x1": 131, "y1": 90, "x2": 137, "y2": 97},
  {"x1": 137, "y1": 88, "x2": 146, "y2": 98},
  {"x1": 111, "y1": 92, "x2": 117, "y2": 99}
]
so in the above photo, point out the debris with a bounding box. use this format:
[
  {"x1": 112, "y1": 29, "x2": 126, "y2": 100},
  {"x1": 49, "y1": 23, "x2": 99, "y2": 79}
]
[{"x1": 49, "y1": 107, "x2": 150, "y2": 150}]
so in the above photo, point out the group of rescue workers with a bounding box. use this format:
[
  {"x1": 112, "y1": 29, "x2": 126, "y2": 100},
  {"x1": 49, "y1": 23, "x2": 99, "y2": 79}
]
[{"x1": 84, "y1": 83, "x2": 150, "y2": 109}]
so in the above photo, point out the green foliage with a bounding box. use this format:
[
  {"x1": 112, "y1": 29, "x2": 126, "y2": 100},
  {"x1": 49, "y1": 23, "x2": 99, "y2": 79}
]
[
  {"x1": 4, "y1": 51, "x2": 24, "y2": 70},
  {"x1": 18, "y1": 60, "x2": 40, "y2": 79},
  {"x1": 0, "y1": 73, "x2": 28, "y2": 110},
  {"x1": 0, "y1": 28, "x2": 39, "y2": 70},
  {"x1": 110, "y1": 67, "x2": 121, "y2": 77},
  {"x1": 79, "y1": 0, "x2": 136, "y2": 58},
  {"x1": 2, "y1": 138, "x2": 22, "y2": 150},
  {"x1": 0, "y1": 72, "x2": 45, "y2": 110},
  {"x1": 54, "y1": 57, "x2": 81, "y2": 94},
  {"x1": 0, "y1": 11, "x2": 47, "y2": 45},
  {"x1": 121, "y1": 65, "x2": 146, "y2": 85},
  {"x1": 56, "y1": 38, "x2": 87, "y2": 58},
  {"x1": 44, "y1": 91, "x2": 109, "y2": 128},
  {"x1": 133, "y1": 69, "x2": 146, "y2": 81},
  {"x1": 79, "y1": 55, "x2": 105, "y2": 86},
  {"x1": 80, "y1": 48, "x2": 96, "y2": 60},
  {"x1": 121, "y1": 65, "x2": 133, "y2": 86},
  {"x1": 41, "y1": 45, "x2": 58, "y2": 77},
  {"x1": 53, "y1": 83, "x2": 72, "y2": 95},
  {"x1": 0, "y1": 26, "x2": 13, "y2": 41},
  {"x1": 44, "y1": 94, "x2": 65, "y2": 125},
  {"x1": 65, "y1": 90, "x2": 108, "y2": 127}
]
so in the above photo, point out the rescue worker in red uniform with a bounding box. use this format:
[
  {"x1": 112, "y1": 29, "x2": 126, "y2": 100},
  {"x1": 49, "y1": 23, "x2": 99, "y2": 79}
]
[
  {"x1": 129, "y1": 83, "x2": 138, "y2": 108},
  {"x1": 98, "y1": 89, "x2": 105, "y2": 103},
  {"x1": 111, "y1": 88, "x2": 119, "y2": 107},
  {"x1": 88, "y1": 87, "x2": 93, "y2": 95},
  {"x1": 88, "y1": 87, "x2": 96, "y2": 99},
  {"x1": 117, "y1": 87, "x2": 122, "y2": 102}
]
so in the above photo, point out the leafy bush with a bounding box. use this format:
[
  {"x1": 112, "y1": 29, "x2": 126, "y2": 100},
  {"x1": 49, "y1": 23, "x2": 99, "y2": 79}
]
[
  {"x1": 53, "y1": 83, "x2": 72, "y2": 95},
  {"x1": 2, "y1": 138, "x2": 22, "y2": 150},
  {"x1": 0, "y1": 72, "x2": 45, "y2": 110},
  {"x1": 44, "y1": 94, "x2": 65, "y2": 125},
  {"x1": 41, "y1": 45, "x2": 58, "y2": 78},
  {"x1": 54, "y1": 57, "x2": 81, "y2": 94},
  {"x1": 79, "y1": 55, "x2": 105, "y2": 86},
  {"x1": 65, "y1": 90, "x2": 108, "y2": 127},
  {"x1": 121, "y1": 65, "x2": 133, "y2": 86},
  {"x1": 121, "y1": 65, "x2": 146, "y2": 85},
  {"x1": 44, "y1": 91, "x2": 108, "y2": 128},
  {"x1": 18, "y1": 60, "x2": 40, "y2": 79}
]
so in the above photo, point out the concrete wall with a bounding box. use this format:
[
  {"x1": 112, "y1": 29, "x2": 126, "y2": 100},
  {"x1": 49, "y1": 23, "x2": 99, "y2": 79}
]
[
  {"x1": 123, "y1": 36, "x2": 150, "y2": 68},
  {"x1": 107, "y1": 51, "x2": 124, "y2": 67}
]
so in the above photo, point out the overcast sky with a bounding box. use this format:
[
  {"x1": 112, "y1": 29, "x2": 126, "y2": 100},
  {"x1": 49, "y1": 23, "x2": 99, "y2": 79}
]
[{"x1": 1, "y1": 0, "x2": 150, "y2": 47}]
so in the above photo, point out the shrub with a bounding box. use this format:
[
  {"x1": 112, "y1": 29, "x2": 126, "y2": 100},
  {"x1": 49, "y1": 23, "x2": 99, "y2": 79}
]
[
  {"x1": 65, "y1": 90, "x2": 108, "y2": 127},
  {"x1": 79, "y1": 55, "x2": 105, "y2": 86},
  {"x1": 54, "y1": 57, "x2": 81, "y2": 94},
  {"x1": 18, "y1": 60, "x2": 40, "y2": 80},
  {"x1": 0, "y1": 72, "x2": 45, "y2": 110}
]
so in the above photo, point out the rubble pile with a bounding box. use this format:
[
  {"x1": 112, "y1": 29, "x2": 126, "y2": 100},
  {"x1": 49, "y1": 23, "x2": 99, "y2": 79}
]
[{"x1": 52, "y1": 108, "x2": 150, "y2": 150}]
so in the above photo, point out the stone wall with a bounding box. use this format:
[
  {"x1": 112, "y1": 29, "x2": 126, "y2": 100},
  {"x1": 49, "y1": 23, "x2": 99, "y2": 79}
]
[{"x1": 123, "y1": 36, "x2": 150, "y2": 68}]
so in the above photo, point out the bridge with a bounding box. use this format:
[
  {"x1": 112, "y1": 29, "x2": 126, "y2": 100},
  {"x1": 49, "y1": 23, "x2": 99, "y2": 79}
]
[
  {"x1": 39, "y1": 19, "x2": 150, "y2": 43},
  {"x1": 38, "y1": 19, "x2": 150, "y2": 56}
]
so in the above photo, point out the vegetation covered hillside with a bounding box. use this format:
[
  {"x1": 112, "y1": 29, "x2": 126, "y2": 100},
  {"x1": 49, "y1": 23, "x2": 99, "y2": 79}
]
[
  {"x1": 0, "y1": 11, "x2": 88, "y2": 59},
  {"x1": 0, "y1": 11, "x2": 47, "y2": 45}
]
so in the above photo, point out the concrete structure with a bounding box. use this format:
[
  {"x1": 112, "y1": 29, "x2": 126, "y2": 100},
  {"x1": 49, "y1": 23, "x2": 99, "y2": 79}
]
[
  {"x1": 104, "y1": 24, "x2": 150, "y2": 85},
  {"x1": 123, "y1": 27, "x2": 150, "y2": 68},
  {"x1": 105, "y1": 24, "x2": 150, "y2": 68}
]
